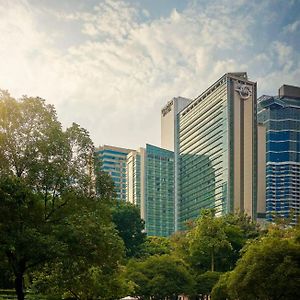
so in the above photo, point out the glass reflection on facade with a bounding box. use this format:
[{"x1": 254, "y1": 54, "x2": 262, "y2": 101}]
[
  {"x1": 96, "y1": 145, "x2": 133, "y2": 201},
  {"x1": 145, "y1": 144, "x2": 174, "y2": 236},
  {"x1": 177, "y1": 73, "x2": 257, "y2": 230},
  {"x1": 258, "y1": 85, "x2": 300, "y2": 224},
  {"x1": 178, "y1": 79, "x2": 228, "y2": 227},
  {"x1": 127, "y1": 144, "x2": 174, "y2": 236}
]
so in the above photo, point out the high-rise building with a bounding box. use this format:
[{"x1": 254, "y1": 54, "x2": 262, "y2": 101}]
[
  {"x1": 176, "y1": 72, "x2": 257, "y2": 230},
  {"x1": 161, "y1": 97, "x2": 192, "y2": 232},
  {"x1": 127, "y1": 144, "x2": 174, "y2": 236},
  {"x1": 161, "y1": 97, "x2": 192, "y2": 151},
  {"x1": 95, "y1": 145, "x2": 133, "y2": 201},
  {"x1": 258, "y1": 84, "x2": 300, "y2": 224}
]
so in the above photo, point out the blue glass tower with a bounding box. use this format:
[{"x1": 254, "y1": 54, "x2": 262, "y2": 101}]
[
  {"x1": 96, "y1": 145, "x2": 133, "y2": 201},
  {"x1": 258, "y1": 85, "x2": 300, "y2": 224}
]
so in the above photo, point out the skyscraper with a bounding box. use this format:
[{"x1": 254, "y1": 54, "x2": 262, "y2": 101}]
[
  {"x1": 95, "y1": 145, "x2": 133, "y2": 201},
  {"x1": 161, "y1": 97, "x2": 192, "y2": 151},
  {"x1": 161, "y1": 97, "x2": 192, "y2": 231},
  {"x1": 258, "y1": 84, "x2": 300, "y2": 224},
  {"x1": 176, "y1": 72, "x2": 257, "y2": 230},
  {"x1": 127, "y1": 144, "x2": 174, "y2": 236}
]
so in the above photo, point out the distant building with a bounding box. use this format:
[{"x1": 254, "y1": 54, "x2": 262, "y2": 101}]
[
  {"x1": 176, "y1": 72, "x2": 258, "y2": 230},
  {"x1": 127, "y1": 144, "x2": 174, "y2": 236},
  {"x1": 161, "y1": 97, "x2": 192, "y2": 151},
  {"x1": 95, "y1": 145, "x2": 133, "y2": 201},
  {"x1": 258, "y1": 84, "x2": 300, "y2": 224},
  {"x1": 161, "y1": 97, "x2": 192, "y2": 231}
]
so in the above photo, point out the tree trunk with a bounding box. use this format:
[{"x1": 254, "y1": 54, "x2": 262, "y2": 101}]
[
  {"x1": 211, "y1": 250, "x2": 214, "y2": 272},
  {"x1": 15, "y1": 272, "x2": 25, "y2": 300}
]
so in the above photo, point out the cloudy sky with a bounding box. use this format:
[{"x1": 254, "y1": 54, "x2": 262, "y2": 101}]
[{"x1": 0, "y1": 0, "x2": 299, "y2": 149}]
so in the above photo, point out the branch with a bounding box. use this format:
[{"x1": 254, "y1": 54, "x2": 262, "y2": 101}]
[{"x1": 68, "y1": 289, "x2": 81, "y2": 300}]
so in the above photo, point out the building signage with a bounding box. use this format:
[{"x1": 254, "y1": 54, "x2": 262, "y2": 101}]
[{"x1": 235, "y1": 84, "x2": 252, "y2": 100}]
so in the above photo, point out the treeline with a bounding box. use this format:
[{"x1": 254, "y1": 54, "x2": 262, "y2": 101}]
[{"x1": 0, "y1": 93, "x2": 299, "y2": 300}]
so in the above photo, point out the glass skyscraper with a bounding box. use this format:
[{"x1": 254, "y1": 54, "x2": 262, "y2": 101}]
[
  {"x1": 176, "y1": 73, "x2": 257, "y2": 230},
  {"x1": 95, "y1": 145, "x2": 133, "y2": 201},
  {"x1": 258, "y1": 85, "x2": 300, "y2": 224},
  {"x1": 127, "y1": 144, "x2": 174, "y2": 236}
]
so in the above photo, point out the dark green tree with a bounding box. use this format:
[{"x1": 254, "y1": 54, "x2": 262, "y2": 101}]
[
  {"x1": 195, "y1": 271, "x2": 222, "y2": 299},
  {"x1": 31, "y1": 197, "x2": 126, "y2": 300},
  {"x1": 212, "y1": 226, "x2": 300, "y2": 300},
  {"x1": 0, "y1": 92, "x2": 125, "y2": 300},
  {"x1": 112, "y1": 202, "x2": 146, "y2": 258},
  {"x1": 126, "y1": 255, "x2": 195, "y2": 300}
]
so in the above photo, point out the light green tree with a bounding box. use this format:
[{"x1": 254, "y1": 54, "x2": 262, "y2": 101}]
[{"x1": 188, "y1": 210, "x2": 232, "y2": 272}]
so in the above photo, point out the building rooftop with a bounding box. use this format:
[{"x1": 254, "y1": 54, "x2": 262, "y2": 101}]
[{"x1": 279, "y1": 84, "x2": 300, "y2": 99}]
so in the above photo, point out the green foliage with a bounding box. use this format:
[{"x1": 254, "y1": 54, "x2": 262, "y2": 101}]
[
  {"x1": 170, "y1": 231, "x2": 190, "y2": 262},
  {"x1": 227, "y1": 231, "x2": 300, "y2": 300},
  {"x1": 126, "y1": 255, "x2": 195, "y2": 300},
  {"x1": 187, "y1": 210, "x2": 260, "y2": 273},
  {"x1": 94, "y1": 155, "x2": 116, "y2": 200},
  {"x1": 140, "y1": 236, "x2": 171, "y2": 257},
  {"x1": 0, "y1": 93, "x2": 126, "y2": 300},
  {"x1": 188, "y1": 210, "x2": 232, "y2": 272},
  {"x1": 195, "y1": 271, "x2": 222, "y2": 297},
  {"x1": 31, "y1": 202, "x2": 126, "y2": 299},
  {"x1": 212, "y1": 226, "x2": 300, "y2": 300},
  {"x1": 211, "y1": 272, "x2": 231, "y2": 300},
  {"x1": 112, "y1": 202, "x2": 146, "y2": 258}
]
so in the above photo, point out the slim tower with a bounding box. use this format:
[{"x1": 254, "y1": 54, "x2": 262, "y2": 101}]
[
  {"x1": 258, "y1": 85, "x2": 300, "y2": 224},
  {"x1": 95, "y1": 145, "x2": 133, "y2": 201},
  {"x1": 176, "y1": 72, "x2": 257, "y2": 230},
  {"x1": 127, "y1": 144, "x2": 174, "y2": 236}
]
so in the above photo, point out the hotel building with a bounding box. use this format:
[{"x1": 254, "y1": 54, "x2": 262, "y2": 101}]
[
  {"x1": 95, "y1": 145, "x2": 133, "y2": 201},
  {"x1": 176, "y1": 72, "x2": 257, "y2": 230},
  {"x1": 127, "y1": 144, "x2": 174, "y2": 236},
  {"x1": 258, "y1": 84, "x2": 300, "y2": 224}
]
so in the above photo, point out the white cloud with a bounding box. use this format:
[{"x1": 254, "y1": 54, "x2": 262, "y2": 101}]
[
  {"x1": 283, "y1": 20, "x2": 300, "y2": 33},
  {"x1": 0, "y1": 0, "x2": 299, "y2": 149}
]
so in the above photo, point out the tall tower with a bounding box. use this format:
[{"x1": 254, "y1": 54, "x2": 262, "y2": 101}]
[
  {"x1": 127, "y1": 144, "x2": 174, "y2": 236},
  {"x1": 161, "y1": 97, "x2": 192, "y2": 151},
  {"x1": 95, "y1": 145, "x2": 133, "y2": 201},
  {"x1": 161, "y1": 97, "x2": 192, "y2": 231},
  {"x1": 176, "y1": 72, "x2": 257, "y2": 230},
  {"x1": 258, "y1": 84, "x2": 300, "y2": 225}
]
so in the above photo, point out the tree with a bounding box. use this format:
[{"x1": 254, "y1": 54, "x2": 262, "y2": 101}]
[
  {"x1": 31, "y1": 197, "x2": 127, "y2": 300},
  {"x1": 126, "y1": 255, "x2": 195, "y2": 300},
  {"x1": 188, "y1": 210, "x2": 232, "y2": 272},
  {"x1": 212, "y1": 226, "x2": 300, "y2": 300},
  {"x1": 187, "y1": 210, "x2": 260, "y2": 273},
  {"x1": 140, "y1": 236, "x2": 171, "y2": 257},
  {"x1": 210, "y1": 272, "x2": 231, "y2": 300},
  {"x1": 112, "y1": 202, "x2": 146, "y2": 258},
  {"x1": 0, "y1": 93, "x2": 124, "y2": 299},
  {"x1": 194, "y1": 271, "x2": 222, "y2": 299}
]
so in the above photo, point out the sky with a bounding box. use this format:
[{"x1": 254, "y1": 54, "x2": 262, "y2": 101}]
[{"x1": 0, "y1": 0, "x2": 299, "y2": 149}]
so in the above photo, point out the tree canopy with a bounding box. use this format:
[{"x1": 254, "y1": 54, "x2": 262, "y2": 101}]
[
  {"x1": 0, "y1": 92, "x2": 126, "y2": 300},
  {"x1": 112, "y1": 201, "x2": 146, "y2": 258},
  {"x1": 126, "y1": 255, "x2": 195, "y2": 300}
]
